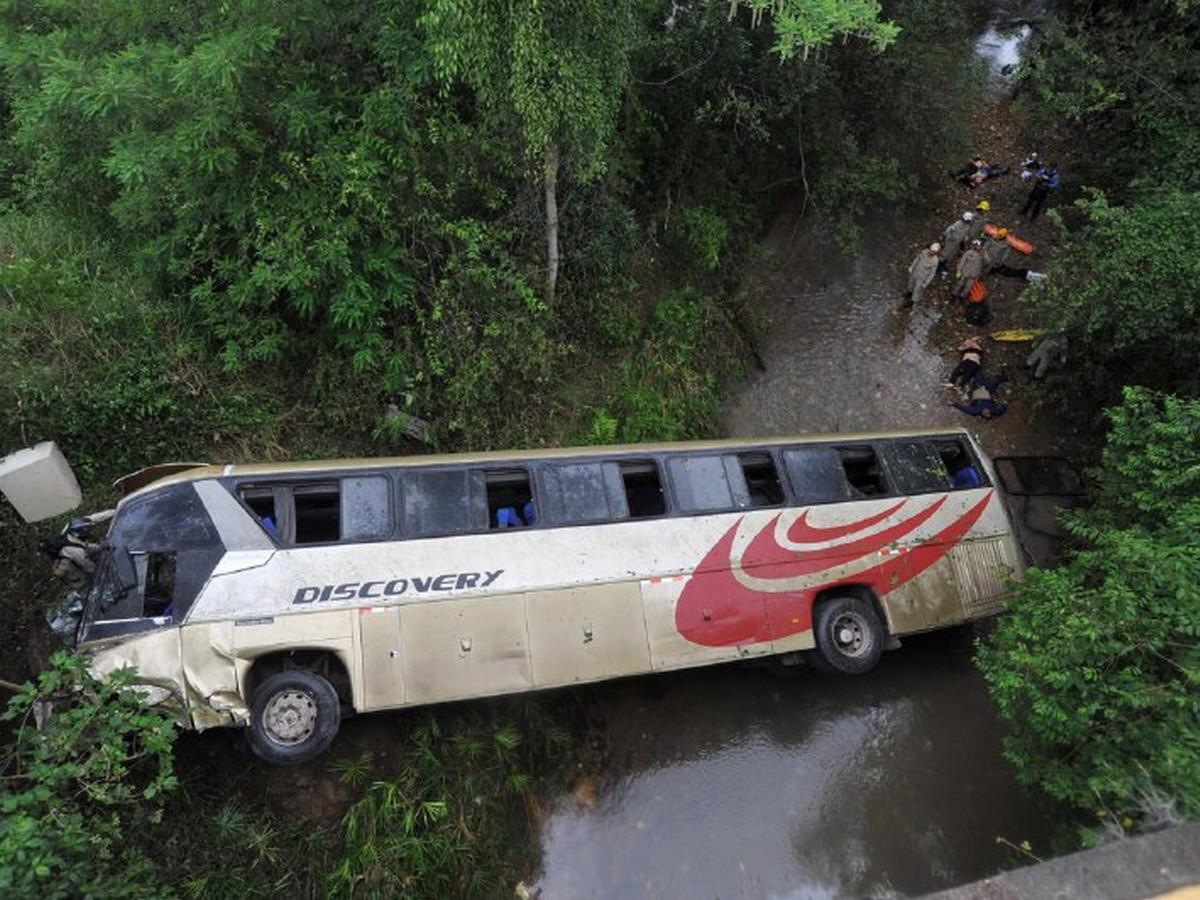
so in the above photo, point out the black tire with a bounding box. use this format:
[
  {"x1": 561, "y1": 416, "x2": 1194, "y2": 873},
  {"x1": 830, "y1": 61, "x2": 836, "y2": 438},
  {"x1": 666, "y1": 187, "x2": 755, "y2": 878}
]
[
  {"x1": 247, "y1": 669, "x2": 341, "y2": 765},
  {"x1": 809, "y1": 595, "x2": 885, "y2": 675}
]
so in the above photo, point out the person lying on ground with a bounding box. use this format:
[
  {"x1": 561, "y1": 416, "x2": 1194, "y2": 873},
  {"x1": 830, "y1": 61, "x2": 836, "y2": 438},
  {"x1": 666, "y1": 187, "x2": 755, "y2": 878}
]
[
  {"x1": 950, "y1": 372, "x2": 1008, "y2": 419},
  {"x1": 950, "y1": 158, "x2": 1009, "y2": 187},
  {"x1": 939, "y1": 212, "x2": 975, "y2": 268},
  {"x1": 899, "y1": 243, "x2": 940, "y2": 311},
  {"x1": 954, "y1": 240, "x2": 986, "y2": 302},
  {"x1": 947, "y1": 337, "x2": 983, "y2": 390}
]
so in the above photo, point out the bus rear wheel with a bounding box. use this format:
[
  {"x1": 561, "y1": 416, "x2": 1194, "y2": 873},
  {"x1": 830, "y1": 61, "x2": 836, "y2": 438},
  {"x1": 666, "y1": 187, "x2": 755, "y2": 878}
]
[
  {"x1": 247, "y1": 669, "x2": 341, "y2": 765},
  {"x1": 809, "y1": 596, "x2": 885, "y2": 675}
]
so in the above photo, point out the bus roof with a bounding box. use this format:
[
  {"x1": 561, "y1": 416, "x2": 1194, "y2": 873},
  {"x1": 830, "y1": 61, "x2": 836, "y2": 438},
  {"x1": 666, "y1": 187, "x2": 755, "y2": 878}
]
[{"x1": 120, "y1": 427, "x2": 977, "y2": 504}]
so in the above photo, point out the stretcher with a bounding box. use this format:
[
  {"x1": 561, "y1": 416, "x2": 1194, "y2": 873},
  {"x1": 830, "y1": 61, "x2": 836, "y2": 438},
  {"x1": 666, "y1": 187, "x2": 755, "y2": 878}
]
[
  {"x1": 990, "y1": 328, "x2": 1045, "y2": 342},
  {"x1": 982, "y1": 223, "x2": 1035, "y2": 254}
]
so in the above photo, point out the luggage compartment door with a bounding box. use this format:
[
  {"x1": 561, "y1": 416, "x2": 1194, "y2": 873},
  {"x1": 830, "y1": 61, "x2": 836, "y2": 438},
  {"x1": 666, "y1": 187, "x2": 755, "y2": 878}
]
[{"x1": 357, "y1": 605, "x2": 404, "y2": 710}]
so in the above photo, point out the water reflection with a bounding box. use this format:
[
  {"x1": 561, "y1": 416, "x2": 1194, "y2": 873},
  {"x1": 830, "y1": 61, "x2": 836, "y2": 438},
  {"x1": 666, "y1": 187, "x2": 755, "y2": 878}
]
[{"x1": 536, "y1": 632, "x2": 1053, "y2": 898}]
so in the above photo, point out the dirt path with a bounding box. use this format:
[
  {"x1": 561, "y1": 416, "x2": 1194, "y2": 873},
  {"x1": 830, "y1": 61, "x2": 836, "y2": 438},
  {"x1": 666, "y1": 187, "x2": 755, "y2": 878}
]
[{"x1": 723, "y1": 92, "x2": 1080, "y2": 460}]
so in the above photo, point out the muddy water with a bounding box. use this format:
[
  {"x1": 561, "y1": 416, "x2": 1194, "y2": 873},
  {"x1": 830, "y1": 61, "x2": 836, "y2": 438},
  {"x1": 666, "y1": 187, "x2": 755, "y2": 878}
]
[
  {"x1": 534, "y1": 15, "x2": 1064, "y2": 900},
  {"x1": 536, "y1": 633, "x2": 1053, "y2": 899}
]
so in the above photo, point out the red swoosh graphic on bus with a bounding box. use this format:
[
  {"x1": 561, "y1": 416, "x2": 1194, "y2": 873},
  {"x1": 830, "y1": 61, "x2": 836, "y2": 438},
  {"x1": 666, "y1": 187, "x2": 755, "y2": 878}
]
[
  {"x1": 674, "y1": 492, "x2": 993, "y2": 647},
  {"x1": 787, "y1": 499, "x2": 906, "y2": 543},
  {"x1": 742, "y1": 496, "x2": 947, "y2": 579}
]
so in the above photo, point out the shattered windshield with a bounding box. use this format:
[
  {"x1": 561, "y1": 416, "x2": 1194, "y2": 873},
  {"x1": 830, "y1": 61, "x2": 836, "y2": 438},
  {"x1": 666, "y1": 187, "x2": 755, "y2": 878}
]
[{"x1": 77, "y1": 548, "x2": 122, "y2": 641}]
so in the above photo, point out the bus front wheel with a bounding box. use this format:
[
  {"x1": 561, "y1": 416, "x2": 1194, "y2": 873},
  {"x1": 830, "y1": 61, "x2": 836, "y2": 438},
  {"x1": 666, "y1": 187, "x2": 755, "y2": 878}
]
[
  {"x1": 247, "y1": 669, "x2": 341, "y2": 765},
  {"x1": 809, "y1": 596, "x2": 885, "y2": 675}
]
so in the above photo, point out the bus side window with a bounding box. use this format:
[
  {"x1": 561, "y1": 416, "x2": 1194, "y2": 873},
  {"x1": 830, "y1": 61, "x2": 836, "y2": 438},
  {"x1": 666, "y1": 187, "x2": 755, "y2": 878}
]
[
  {"x1": 484, "y1": 469, "x2": 534, "y2": 529},
  {"x1": 782, "y1": 447, "x2": 855, "y2": 504},
  {"x1": 239, "y1": 486, "x2": 280, "y2": 536},
  {"x1": 737, "y1": 452, "x2": 784, "y2": 507},
  {"x1": 402, "y1": 470, "x2": 487, "y2": 536},
  {"x1": 936, "y1": 440, "x2": 987, "y2": 489},
  {"x1": 837, "y1": 446, "x2": 889, "y2": 496},
  {"x1": 293, "y1": 483, "x2": 340, "y2": 544},
  {"x1": 668, "y1": 455, "x2": 744, "y2": 512},
  {"x1": 620, "y1": 461, "x2": 666, "y2": 518},
  {"x1": 882, "y1": 442, "x2": 953, "y2": 494},
  {"x1": 540, "y1": 463, "x2": 613, "y2": 524},
  {"x1": 342, "y1": 476, "x2": 392, "y2": 540}
]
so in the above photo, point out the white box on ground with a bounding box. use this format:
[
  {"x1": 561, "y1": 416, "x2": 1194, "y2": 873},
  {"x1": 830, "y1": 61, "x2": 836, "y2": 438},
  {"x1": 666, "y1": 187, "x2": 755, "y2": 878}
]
[{"x1": 0, "y1": 441, "x2": 82, "y2": 522}]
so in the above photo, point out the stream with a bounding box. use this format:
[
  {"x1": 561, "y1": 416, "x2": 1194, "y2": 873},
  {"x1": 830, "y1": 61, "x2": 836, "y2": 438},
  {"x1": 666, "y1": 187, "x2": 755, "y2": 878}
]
[{"x1": 533, "y1": 12, "x2": 1062, "y2": 899}]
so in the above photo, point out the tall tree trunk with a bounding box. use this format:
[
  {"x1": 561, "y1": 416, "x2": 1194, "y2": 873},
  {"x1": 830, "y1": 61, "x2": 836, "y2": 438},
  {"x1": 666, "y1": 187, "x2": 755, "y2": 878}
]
[{"x1": 544, "y1": 143, "x2": 560, "y2": 305}]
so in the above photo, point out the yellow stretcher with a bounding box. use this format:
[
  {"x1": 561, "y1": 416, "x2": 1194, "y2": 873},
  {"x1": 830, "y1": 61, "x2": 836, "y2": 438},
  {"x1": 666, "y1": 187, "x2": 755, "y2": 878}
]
[{"x1": 990, "y1": 328, "x2": 1045, "y2": 342}]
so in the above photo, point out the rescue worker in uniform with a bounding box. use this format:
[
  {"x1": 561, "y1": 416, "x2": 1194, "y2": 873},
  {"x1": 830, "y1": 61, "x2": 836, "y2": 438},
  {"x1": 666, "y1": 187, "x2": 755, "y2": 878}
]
[
  {"x1": 938, "y1": 212, "x2": 974, "y2": 269},
  {"x1": 900, "y1": 243, "x2": 940, "y2": 310},
  {"x1": 954, "y1": 239, "x2": 986, "y2": 303}
]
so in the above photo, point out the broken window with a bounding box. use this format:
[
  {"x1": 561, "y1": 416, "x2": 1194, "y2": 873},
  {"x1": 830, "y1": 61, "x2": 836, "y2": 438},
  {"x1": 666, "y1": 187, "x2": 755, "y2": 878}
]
[
  {"x1": 738, "y1": 452, "x2": 785, "y2": 507},
  {"x1": 485, "y1": 468, "x2": 535, "y2": 529},
  {"x1": 341, "y1": 476, "x2": 392, "y2": 540},
  {"x1": 142, "y1": 552, "x2": 176, "y2": 617},
  {"x1": 883, "y1": 441, "x2": 953, "y2": 494},
  {"x1": 239, "y1": 485, "x2": 280, "y2": 537},
  {"x1": 838, "y1": 446, "x2": 889, "y2": 496},
  {"x1": 620, "y1": 460, "x2": 666, "y2": 518},
  {"x1": 293, "y1": 483, "x2": 340, "y2": 544},
  {"x1": 782, "y1": 446, "x2": 855, "y2": 504}
]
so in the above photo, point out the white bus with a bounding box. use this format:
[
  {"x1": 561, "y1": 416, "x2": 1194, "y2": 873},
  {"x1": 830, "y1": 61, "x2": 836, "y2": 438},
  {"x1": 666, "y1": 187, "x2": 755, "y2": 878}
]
[{"x1": 74, "y1": 429, "x2": 1021, "y2": 764}]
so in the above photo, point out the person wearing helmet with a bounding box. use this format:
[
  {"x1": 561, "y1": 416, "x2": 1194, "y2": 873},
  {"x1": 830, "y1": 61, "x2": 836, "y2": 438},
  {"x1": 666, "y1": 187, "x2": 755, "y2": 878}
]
[
  {"x1": 1022, "y1": 163, "x2": 1061, "y2": 220},
  {"x1": 954, "y1": 239, "x2": 986, "y2": 303},
  {"x1": 899, "y1": 243, "x2": 940, "y2": 310},
  {"x1": 939, "y1": 212, "x2": 974, "y2": 266},
  {"x1": 969, "y1": 200, "x2": 991, "y2": 241},
  {"x1": 1020, "y1": 152, "x2": 1041, "y2": 182}
]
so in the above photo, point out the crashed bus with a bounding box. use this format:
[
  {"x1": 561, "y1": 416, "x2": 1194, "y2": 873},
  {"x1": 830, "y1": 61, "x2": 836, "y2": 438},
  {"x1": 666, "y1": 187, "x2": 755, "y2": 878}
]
[{"x1": 66, "y1": 429, "x2": 1022, "y2": 764}]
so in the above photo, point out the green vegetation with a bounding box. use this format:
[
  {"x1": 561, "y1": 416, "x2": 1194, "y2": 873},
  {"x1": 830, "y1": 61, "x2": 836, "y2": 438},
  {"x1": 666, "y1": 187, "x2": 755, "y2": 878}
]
[
  {"x1": 977, "y1": 0, "x2": 1200, "y2": 845},
  {"x1": 1, "y1": 655, "x2": 178, "y2": 898},
  {"x1": 0, "y1": 1, "x2": 995, "y2": 894},
  {"x1": 978, "y1": 388, "x2": 1200, "y2": 838}
]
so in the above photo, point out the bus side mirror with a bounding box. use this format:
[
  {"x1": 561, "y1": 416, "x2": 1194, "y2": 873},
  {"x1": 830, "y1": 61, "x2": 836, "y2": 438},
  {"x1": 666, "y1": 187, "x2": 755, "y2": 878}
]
[{"x1": 111, "y1": 546, "x2": 139, "y2": 595}]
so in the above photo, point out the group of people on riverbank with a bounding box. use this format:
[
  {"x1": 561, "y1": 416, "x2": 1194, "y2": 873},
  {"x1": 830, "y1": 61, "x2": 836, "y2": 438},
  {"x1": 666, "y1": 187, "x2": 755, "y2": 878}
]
[{"x1": 898, "y1": 152, "x2": 1065, "y2": 419}]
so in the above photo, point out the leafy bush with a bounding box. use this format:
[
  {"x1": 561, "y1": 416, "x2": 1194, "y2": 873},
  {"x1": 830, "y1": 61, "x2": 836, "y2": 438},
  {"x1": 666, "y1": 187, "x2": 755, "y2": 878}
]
[
  {"x1": 0, "y1": 654, "x2": 178, "y2": 898},
  {"x1": 977, "y1": 387, "x2": 1200, "y2": 835},
  {"x1": 1023, "y1": 190, "x2": 1200, "y2": 403}
]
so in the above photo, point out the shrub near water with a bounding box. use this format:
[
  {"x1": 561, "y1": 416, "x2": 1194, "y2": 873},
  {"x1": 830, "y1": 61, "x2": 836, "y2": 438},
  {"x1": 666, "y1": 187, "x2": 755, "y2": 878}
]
[{"x1": 977, "y1": 388, "x2": 1200, "y2": 836}]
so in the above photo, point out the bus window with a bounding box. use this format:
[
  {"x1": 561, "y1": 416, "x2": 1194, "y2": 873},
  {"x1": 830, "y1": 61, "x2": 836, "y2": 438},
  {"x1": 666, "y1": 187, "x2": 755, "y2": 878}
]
[
  {"x1": 883, "y1": 441, "x2": 953, "y2": 494},
  {"x1": 485, "y1": 469, "x2": 534, "y2": 529},
  {"x1": 620, "y1": 460, "x2": 666, "y2": 518},
  {"x1": 293, "y1": 483, "x2": 340, "y2": 543},
  {"x1": 341, "y1": 476, "x2": 392, "y2": 540},
  {"x1": 838, "y1": 446, "x2": 889, "y2": 496},
  {"x1": 668, "y1": 455, "x2": 736, "y2": 513},
  {"x1": 935, "y1": 439, "x2": 987, "y2": 489},
  {"x1": 540, "y1": 463, "x2": 613, "y2": 524},
  {"x1": 782, "y1": 446, "x2": 855, "y2": 504},
  {"x1": 738, "y1": 452, "x2": 784, "y2": 507},
  {"x1": 402, "y1": 469, "x2": 486, "y2": 537}
]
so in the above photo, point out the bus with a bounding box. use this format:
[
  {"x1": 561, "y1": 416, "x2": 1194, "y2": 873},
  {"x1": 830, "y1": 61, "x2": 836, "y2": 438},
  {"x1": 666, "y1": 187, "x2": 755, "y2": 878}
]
[{"x1": 72, "y1": 429, "x2": 1021, "y2": 764}]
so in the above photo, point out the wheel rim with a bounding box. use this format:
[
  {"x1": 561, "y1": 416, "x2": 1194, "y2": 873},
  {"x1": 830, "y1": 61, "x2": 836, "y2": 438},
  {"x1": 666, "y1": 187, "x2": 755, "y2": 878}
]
[
  {"x1": 262, "y1": 688, "x2": 318, "y2": 746},
  {"x1": 830, "y1": 611, "x2": 872, "y2": 658}
]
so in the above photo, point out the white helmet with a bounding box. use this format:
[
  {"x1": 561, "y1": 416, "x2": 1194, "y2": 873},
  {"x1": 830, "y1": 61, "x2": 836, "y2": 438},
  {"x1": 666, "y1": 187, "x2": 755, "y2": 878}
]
[
  {"x1": 963, "y1": 211, "x2": 975, "y2": 221},
  {"x1": 930, "y1": 242, "x2": 941, "y2": 253}
]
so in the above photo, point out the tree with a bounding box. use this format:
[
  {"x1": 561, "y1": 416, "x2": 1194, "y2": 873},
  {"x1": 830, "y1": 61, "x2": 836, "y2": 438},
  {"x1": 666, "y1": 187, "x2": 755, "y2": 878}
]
[
  {"x1": 1021, "y1": 190, "x2": 1200, "y2": 400},
  {"x1": 421, "y1": 0, "x2": 638, "y2": 304},
  {"x1": 977, "y1": 387, "x2": 1200, "y2": 833}
]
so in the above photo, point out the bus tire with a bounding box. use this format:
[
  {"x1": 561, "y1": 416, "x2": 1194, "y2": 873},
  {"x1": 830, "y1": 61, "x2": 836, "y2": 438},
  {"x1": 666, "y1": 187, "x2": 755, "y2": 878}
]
[
  {"x1": 810, "y1": 596, "x2": 884, "y2": 675},
  {"x1": 247, "y1": 669, "x2": 341, "y2": 765}
]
